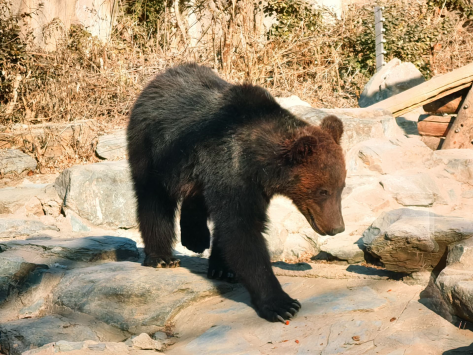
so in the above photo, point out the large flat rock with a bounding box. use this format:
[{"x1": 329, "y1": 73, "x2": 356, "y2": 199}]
[
  {"x1": 0, "y1": 316, "x2": 101, "y2": 355},
  {"x1": 0, "y1": 236, "x2": 139, "y2": 264},
  {"x1": 286, "y1": 106, "x2": 402, "y2": 153},
  {"x1": 0, "y1": 149, "x2": 37, "y2": 175},
  {"x1": 166, "y1": 277, "x2": 473, "y2": 355},
  {"x1": 363, "y1": 208, "x2": 473, "y2": 273},
  {"x1": 54, "y1": 161, "x2": 137, "y2": 228},
  {"x1": 52, "y1": 261, "x2": 234, "y2": 334},
  {"x1": 0, "y1": 218, "x2": 59, "y2": 240},
  {"x1": 96, "y1": 131, "x2": 127, "y2": 160},
  {"x1": 431, "y1": 149, "x2": 473, "y2": 185},
  {"x1": 0, "y1": 184, "x2": 61, "y2": 217}
]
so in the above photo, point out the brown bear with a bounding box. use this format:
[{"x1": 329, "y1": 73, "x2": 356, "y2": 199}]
[{"x1": 127, "y1": 63, "x2": 346, "y2": 323}]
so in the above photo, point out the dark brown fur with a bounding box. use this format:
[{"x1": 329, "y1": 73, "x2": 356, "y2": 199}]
[{"x1": 127, "y1": 63, "x2": 346, "y2": 322}]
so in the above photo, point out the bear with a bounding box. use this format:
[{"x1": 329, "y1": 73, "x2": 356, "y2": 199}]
[{"x1": 127, "y1": 63, "x2": 346, "y2": 323}]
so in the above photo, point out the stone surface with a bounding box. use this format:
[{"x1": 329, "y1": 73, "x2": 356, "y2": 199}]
[
  {"x1": 0, "y1": 218, "x2": 59, "y2": 239},
  {"x1": 379, "y1": 173, "x2": 443, "y2": 207},
  {"x1": 437, "y1": 238, "x2": 473, "y2": 323},
  {"x1": 359, "y1": 58, "x2": 425, "y2": 108},
  {"x1": 286, "y1": 106, "x2": 402, "y2": 153},
  {"x1": 265, "y1": 196, "x2": 318, "y2": 261},
  {"x1": 0, "y1": 184, "x2": 61, "y2": 216},
  {"x1": 363, "y1": 208, "x2": 473, "y2": 273},
  {"x1": 0, "y1": 149, "x2": 37, "y2": 175},
  {"x1": 96, "y1": 131, "x2": 128, "y2": 160},
  {"x1": 54, "y1": 161, "x2": 137, "y2": 228},
  {"x1": 346, "y1": 137, "x2": 432, "y2": 176},
  {"x1": 0, "y1": 236, "x2": 140, "y2": 263},
  {"x1": 431, "y1": 149, "x2": 473, "y2": 185},
  {"x1": 275, "y1": 95, "x2": 311, "y2": 109},
  {"x1": 52, "y1": 261, "x2": 234, "y2": 333},
  {"x1": 0, "y1": 254, "x2": 47, "y2": 304},
  {"x1": 125, "y1": 333, "x2": 163, "y2": 351},
  {"x1": 166, "y1": 276, "x2": 473, "y2": 355},
  {"x1": 319, "y1": 233, "x2": 364, "y2": 264},
  {"x1": 0, "y1": 316, "x2": 100, "y2": 355}
]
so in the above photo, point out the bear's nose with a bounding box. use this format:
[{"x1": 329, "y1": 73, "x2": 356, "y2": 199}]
[{"x1": 328, "y1": 225, "x2": 345, "y2": 236}]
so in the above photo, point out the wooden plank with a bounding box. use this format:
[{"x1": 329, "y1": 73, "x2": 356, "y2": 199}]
[
  {"x1": 368, "y1": 62, "x2": 473, "y2": 117},
  {"x1": 442, "y1": 86, "x2": 473, "y2": 149},
  {"x1": 418, "y1": 115, "x2": 455, "y2": 137},
  {"x1": 423, "y1": 88, "x2": 468, "y2": 114}
]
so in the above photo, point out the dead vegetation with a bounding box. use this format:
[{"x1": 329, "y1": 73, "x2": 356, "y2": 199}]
[{"x1": 1, "y1": 0, "x2": 473, "y2": 172}]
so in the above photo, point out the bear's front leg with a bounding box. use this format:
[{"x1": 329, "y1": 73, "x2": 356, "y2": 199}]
[{"x1": 207, "y1": 192, "x2": 301, "y2": 322}]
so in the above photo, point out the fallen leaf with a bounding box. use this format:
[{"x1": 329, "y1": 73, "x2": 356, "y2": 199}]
[
  {"x1": 352, "y1": 336, "x2": 360, "y2": 341},
  {"x1": 295, "y1": 340, "x2": 300, "y2": 344},
  {"x1": 390, "y1": 317, "x2": 396, "y2": 322}
]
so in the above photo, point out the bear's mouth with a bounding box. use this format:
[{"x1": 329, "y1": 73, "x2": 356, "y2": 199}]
[{"x1": 306, "y1": 209, "x2": 326, "y2": 236}]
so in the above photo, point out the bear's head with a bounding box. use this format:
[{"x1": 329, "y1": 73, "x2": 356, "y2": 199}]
[{"x1": 280, "y1": 115, "x2": 346, "y2": 236}]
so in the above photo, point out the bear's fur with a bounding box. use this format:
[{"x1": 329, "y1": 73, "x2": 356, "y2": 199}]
[{"x1": 127, "y1": 63, "x2": 346, "y2": 322}]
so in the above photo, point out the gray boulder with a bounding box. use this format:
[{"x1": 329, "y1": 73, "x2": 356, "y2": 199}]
[
  {"x1": 96, "y1": 131, "x2": 127, "y2": 160},
  {"x1": 22, "y1": 340, "x2": 159, "y2": 355},
  {"x1": 52, "y1": 261, "x2": 234, "y2": 334},
  {"x1": 359, "y1": 58, "x2": 425, "y2": 108},
  {"x1": 0, "y1": 316, "x2": 100, "y2": 355},
  {"x1": 437, "y1": 238, "x2": 473, "y2": 323},
  {"x1": 0, "y1": 218, "x2": 59, "y2": 239},
  {"x1": 0, "y1": 236, "x2": 139, "y2": 263},
  {"x1": 363, "y1": 208, "x2": 473, "y2": 273},
  {"x1": 0, "y1": 149, "x2": 37, "y2": 175},
  {"x1": 0, "y1": 184, "x2": 61, "y2": 217},
  {"x1": 54, "y1": 161, "x2": 136, "y2": 228},
  {"x1": 346, "y1": 137, "x2": 432, "y2": 176},
  {"x1": 431, "y1": 149, "x2": 473, "y2": 185},
  {"x1": 0, "y1": 254, "x2": 47, "y2": 304}
]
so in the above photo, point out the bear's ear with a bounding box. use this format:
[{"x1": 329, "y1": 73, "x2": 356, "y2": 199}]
[
  {"x1": 284, "y1": 135, "x2": 319, "y2": 164},
  {"x1": 321, "y1": 115, "x2": 343, "y2": 145}
]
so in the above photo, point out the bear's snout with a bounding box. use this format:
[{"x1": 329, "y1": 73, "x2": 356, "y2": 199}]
[{"x1": 327, "y1": 225, "x2": 345, "y2": 236}]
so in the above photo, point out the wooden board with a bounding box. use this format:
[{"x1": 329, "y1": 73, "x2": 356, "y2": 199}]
[
  {"x1": 442, "y1": 86, "x2": 473, "y2": 149},
  {"x1": 368, "y1": 62, "x2": 473, "y2": 117},
  {"x1": 423, "y1": 88, "x2": 468, "y2": 114},
  {"x1": 417, "y1": 115, "x2": 455, "y2": 137}
]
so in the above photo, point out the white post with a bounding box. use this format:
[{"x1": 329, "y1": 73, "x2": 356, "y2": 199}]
[{"x1": 375, "y1": 6, "x2": 386, "y2": 72}]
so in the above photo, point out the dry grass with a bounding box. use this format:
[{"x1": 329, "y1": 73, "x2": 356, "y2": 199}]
[{"x1": 1, "y1": 0, "x2": 473, "y2": 173}]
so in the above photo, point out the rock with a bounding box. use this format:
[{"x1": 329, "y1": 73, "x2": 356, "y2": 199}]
[
  {"x1": 0, "y1": 218, "x2": 59, "y2": 239},
  {"x1": 96, "y1": 131, "x2": 127, "y2": 160},
  {"x1": 319, "y1": 233, "x2": 365, "y2": 264},
  {"x1": 0, "y1": 184, "x2": 61, "y2": 217},
  {"x1": 275, "y1": 95, "x2": 311, "y2": 109},
  {"x1": 363, "y1": 208, "x2": 473, "y2": 273},
  {"x1": 431, "y1": 149, "x2": 473, "y2": 185},
  {"x1": 265, "y1": 196, "x2": 318, "y2": 261},
  {"x1": 346, "y1": 137, "x2": 432, "y2": 176},
  {"x1": 54, "y1": 161, "x2": 136, "y2": 228},
  {"x1": 0, "y1": 236, "x2": 140, "y2": 263},
  {"x1": 436, "y1": 238, "x2": 473, "y2": 322},
  {"x1": 0, "y1": 316, "x2": 100, "y2": 355},
  {"x1": 52, "y1": 261, "x2": 234, "y2": 334},
  {"x1": 358, "y1": 58, "x2": 425, "y2": 107},
  {"x1": 379, "y1": 173, "x2": 444, "y2": 207},
  {"x1": 125, "y1": 333, "x2": 163, "y2": 351},
  {"x1": 22, "y1": 340, "x2": 157, "y2": 355},
  {"x1": 0, "y1": 149, "x2": 37, "y2": 175},
  {"x1": 0, "y1": 254, "x2": 47, "y2": 304},
  {"x1": 286, "y1": 106, "x2": 403, "y2": 153}
]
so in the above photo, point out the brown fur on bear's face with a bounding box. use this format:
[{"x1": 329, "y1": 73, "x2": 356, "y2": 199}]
[{"x1": 280, "y1": 116, "x2": 346, "y2": 236}]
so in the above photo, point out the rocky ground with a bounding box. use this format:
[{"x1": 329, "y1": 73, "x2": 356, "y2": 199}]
[{"x1": 0, "y1": 95, "x2": 473, "y2": 354}]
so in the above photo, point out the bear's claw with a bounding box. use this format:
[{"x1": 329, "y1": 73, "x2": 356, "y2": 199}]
[
  {"x1": 255, "y1": 294, "x2": 302, "y2": 322},
  {"x1": 143, "y1": 255, "x2": 180, "y2": 268}
]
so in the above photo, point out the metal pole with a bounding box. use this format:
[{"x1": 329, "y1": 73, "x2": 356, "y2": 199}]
[{"x1": 375, "y1": 6, "x2": 386, "y2": 72}]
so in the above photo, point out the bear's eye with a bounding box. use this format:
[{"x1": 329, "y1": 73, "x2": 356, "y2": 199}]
[{"x1": 319, "y1": 189, "x2": 329, "y2": 196}]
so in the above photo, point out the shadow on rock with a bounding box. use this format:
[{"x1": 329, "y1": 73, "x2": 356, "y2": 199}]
[{"x1": 443, "y1": 343, "x2": 473, "y2": 354}]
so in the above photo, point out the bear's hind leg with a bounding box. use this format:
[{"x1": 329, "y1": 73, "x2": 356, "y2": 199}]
[
  {"x1": 135, "y1": 180, "x2": 180, "y2": 268},
  {"x1": 180, "y1": 193, "x2": 211, "y2": 253}
]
